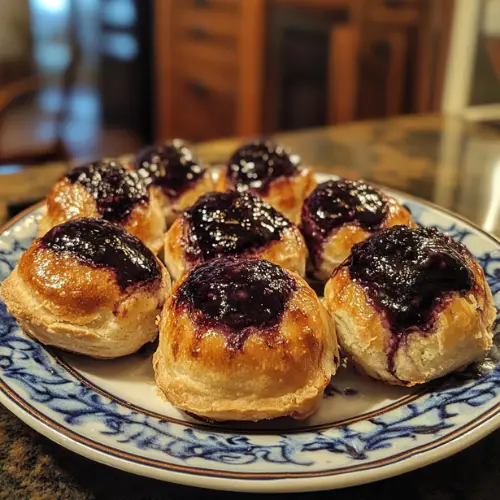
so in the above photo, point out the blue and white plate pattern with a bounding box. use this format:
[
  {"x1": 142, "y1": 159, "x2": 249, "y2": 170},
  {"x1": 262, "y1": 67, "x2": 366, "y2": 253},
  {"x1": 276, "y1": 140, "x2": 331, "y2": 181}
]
[{"x1": 0, "y1": 177, "x2": 499, "y2": 493}]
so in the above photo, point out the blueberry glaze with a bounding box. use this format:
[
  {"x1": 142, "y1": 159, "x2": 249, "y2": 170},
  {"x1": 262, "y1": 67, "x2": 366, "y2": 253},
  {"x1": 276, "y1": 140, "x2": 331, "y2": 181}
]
[
  {"x1": 301, "y1": 179, "x2": 387, "y2": 269},
  {"x1": 342, "y1": 226, "x2": 475, "y2": 376},
  {"x1": 226, "y1": 140, "x2": 300, "y2": 194},
  {"x1": 67, "y1": 160, "x2": 148, "y2": 223},
  {"x1": 184, "y1": 191, "x2": 291, "y2": 262},
  {"x1": 176, "y1": 257, "x2": 296, "y2": 350},
  {"x1": 40, "y1": 218, "x2": 161, "y2": 290},
  {"x1": 134, "y1": 140, "x2": 205, "y2": 198}
]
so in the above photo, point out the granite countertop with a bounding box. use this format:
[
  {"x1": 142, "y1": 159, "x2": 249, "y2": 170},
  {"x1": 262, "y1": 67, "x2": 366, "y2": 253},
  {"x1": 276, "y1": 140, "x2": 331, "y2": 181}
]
[{"x1": 1, "y1": 114, "x2": 500, "y2": 499}]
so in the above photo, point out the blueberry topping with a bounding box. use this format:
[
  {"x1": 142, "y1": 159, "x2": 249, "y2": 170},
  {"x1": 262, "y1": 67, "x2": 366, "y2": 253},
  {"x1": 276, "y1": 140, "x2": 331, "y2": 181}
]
[
  {"x1": 40, "y1": 218, "x2": 161, "y2": 290},
  {"x1": 226, "y1": 140, "x2": 300, "y2": 194},
  {"x1": 134, "y1": 139, "x2": 205, "y2": 198},
  {"x1": 301, "y1": 179, "x2": 387, "y2": 269},
  {"x1": 341, "y1": 225, "x2": 475, "y2": 376},
  {"x1": 176, "y1": 257, "x2": 296, "y2": 350},
  {"x1": 67, "y1": 160, "x2": 148, "y2": 223},
  {"x1": 183, "y1": 191, "x2": 290, "y2": 262}
]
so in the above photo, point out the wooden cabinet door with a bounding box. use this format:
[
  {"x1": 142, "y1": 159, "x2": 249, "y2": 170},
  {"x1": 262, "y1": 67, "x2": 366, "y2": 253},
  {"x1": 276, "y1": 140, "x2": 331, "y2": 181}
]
[
  {"x1": 155, "y1": 0, "x2": 264, "y2": 141},
  {"x1": 328, "y1": 25, "x2": 360, "y2": 124},
  {"x1": 328, "y1": 24, "x2": 409, "y2": 124},
  {"x1": 264, "y1": 3, "x2": 347, "y2": 133},
  {"x1": 356, "y1": 26, "x2": 410, "y2": 120}
]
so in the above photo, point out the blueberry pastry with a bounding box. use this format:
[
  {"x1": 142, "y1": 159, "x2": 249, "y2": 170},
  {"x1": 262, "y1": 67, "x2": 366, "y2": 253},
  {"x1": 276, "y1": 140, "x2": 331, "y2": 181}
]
[
  {"x1": 1, "y1": 218, "x2": 170, "y2": 358},
  {"x1": 216, "y1": 140, "x2": 316, "y2": 224},
  {"x1": 154, "y1": 257, "x2": 338, "y2": 421},
  {"x1": 164, "y1": 191, "x2": 307, "y2": 280},
  {"x1": 301, "y1": 179, "x2": 415, "y2": 281},
  {"x1": 134, "y1": 139, "x2": 215, "y2": 225},
  {"x1": 39, "y1": 160, "x2": 165, "y2": 254},
  {"x1": 324, "y1": 226, "x2": 496, "y2": 386}
]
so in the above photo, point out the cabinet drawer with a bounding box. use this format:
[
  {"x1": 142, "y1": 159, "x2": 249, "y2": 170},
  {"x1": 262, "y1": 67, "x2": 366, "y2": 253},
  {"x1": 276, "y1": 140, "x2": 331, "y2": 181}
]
[
  {"x1": 176, "y1": 21, "x2": 238, "y2": 48},
  {"x1": 173, "y1": 38, "x2": 238, "y2": 69},
  {"x1": 175, "y1": 0, "x2": 240, "y2": 14},
  {"x1": 367, "y1": 0, "x2": 421, "y2": 25},
  {"x1": 173, "y1": 55, "x2": 238, "y2": 96},
  {"x1": 171, "y1": 76, "x2": 236, "y2": 141},
  {"x1": 175, "y1": 7, "x2": 240, "y2": 40}
]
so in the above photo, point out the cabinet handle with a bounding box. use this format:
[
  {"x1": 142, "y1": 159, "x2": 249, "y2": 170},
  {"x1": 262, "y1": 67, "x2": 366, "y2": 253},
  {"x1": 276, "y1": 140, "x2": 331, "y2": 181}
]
[
  {"x1": 384, "y1": 0, "x2": 402, "y2": 6},
  {"x1": 189, "y1": 80, "x2": 210, "y2": 97},
  {"x1": 188, "y1": 26, "x2": 207, "y2": 39},
  {"x1": 193, "y1": 0, "x2": 210, "y2": 8}
]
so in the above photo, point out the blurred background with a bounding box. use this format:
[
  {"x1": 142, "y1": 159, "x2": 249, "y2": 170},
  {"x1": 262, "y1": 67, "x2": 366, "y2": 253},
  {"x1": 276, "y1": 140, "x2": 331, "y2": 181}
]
[{"x1": 0, "y1": 0, "x2": 499, "y2": 165}]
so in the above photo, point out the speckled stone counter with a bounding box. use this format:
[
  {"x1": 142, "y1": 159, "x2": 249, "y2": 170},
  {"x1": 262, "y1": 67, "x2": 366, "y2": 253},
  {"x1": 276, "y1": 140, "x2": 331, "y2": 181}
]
[{"x1": 1, "y1": 114, "x2": 500, "y2": 499}]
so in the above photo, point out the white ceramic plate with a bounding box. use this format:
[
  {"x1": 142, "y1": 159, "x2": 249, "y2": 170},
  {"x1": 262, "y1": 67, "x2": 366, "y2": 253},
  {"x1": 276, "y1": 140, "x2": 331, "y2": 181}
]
[{"x1": 0, "y1": 174, "x2": 499, "y2": 493}]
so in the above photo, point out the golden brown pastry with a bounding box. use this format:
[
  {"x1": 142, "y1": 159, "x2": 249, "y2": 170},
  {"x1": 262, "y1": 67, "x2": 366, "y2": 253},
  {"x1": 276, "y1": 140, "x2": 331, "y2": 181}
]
[
  {"x1": 216, "y1": 140, "x2": 316, "y2": 224},
  {"x1": 324, "y1": 225, "x2": 496, "y2": 386},
  {"x1": 164, "y1": 191, "x2": 307, "y2": 280},
  {"x1": 1, "y1": 218, "x2": 170, "y2": 359},
  {"x1": 133, "y1": 139, "x2": 215, "y2": 226},
  {"x1": 38, "y1": 159, "x2": 165, "y2": 254},
  {"x1": 301, "y1": 179, "x2": 415, "y2": 282},
  {"x1": 154, "y1": 257, "x2": 338, "y2": 421}
]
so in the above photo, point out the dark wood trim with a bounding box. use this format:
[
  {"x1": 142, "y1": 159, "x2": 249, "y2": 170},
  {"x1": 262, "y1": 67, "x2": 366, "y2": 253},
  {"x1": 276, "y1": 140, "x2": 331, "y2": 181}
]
[
  {"x1": 328, "y1": 25, "x2": 359, "y2": 123},
  {"x1": 154, "y1": 0, "x2": 173, "y2": 140},
  {"x1": 237, "y1": 0, "x2": 265, "y2": 136},
  {"x1": 385, "y1": 29, "x2": 408, "y2": 115},
  {"x1": 414, "y1": 0, "x2": 455, "y2": 112},
  {"x1": 414, "y1": 0, "x2": 432, "y2": 112}
]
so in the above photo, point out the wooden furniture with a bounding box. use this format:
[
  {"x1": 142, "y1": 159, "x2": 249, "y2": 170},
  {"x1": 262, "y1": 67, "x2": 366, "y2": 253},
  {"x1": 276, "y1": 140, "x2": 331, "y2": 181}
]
[
  {"x1": 268, "y1": 0, "x2": 453, "y2": 131},
  {"x1": 155, "y1": 0, "x2": 265, "y2": 142},
  {"x1": 155, "y1": 0, "x2": 453, "y2": 141}
]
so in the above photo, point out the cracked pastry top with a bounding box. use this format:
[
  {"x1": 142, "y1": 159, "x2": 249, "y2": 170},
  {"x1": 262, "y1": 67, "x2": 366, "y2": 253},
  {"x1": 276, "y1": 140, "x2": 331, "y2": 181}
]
[{"x1": 1, "y1": 218, "x2": 170, "y2": 359}]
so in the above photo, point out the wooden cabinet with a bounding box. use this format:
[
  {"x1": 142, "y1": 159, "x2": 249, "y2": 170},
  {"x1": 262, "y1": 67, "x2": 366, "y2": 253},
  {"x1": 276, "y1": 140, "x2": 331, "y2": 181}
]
[
  {"x1": 268, "y1": 0, "x2": 431, "y2": 130},
  {"x1": 155, "y1": 0, "x2": 452, "y2": 140},
  {"x1": 266, "y1": 0, "x2": 451, "y2": 130},
  {"x1": 264, "y1": 3, "x2": 346, "y2": 132},
  {"x1": 365, "y1": 0, "x2": 420, "y2": 25},
  {"x1": 355, "y1": 26, "x2": 410, "y2": 120},
  {"x1": 155, "y1": 0, "x2": 264, "y2": 142},
  {"x1": 170, "y1": 73, "x2": 237, "y2": 140}
]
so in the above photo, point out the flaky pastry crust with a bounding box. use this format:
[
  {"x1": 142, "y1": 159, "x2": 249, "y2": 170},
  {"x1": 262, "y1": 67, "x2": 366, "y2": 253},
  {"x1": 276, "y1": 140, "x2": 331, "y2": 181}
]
[
  {"x1": 324, "y1": 258, "x2": 496, "y2": 386},
  {"x1": 38, "y1": 178, "x2": 165, "y2": 254},
  {"x1": 153, "y1": 271, "x2": 338, "y2": 421},
  {"x1": 164, "y1": 216, "x2": 307, "y2": 280},
  {"x1": 310, "y1": 197, "x2": 416, "y2": 282},
  {"x1": 154, "y1": 171, "x2": 215, "y2": 227},
  {"x1": 1, "y1": 240, "x2": 170, "y2": 358}
]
